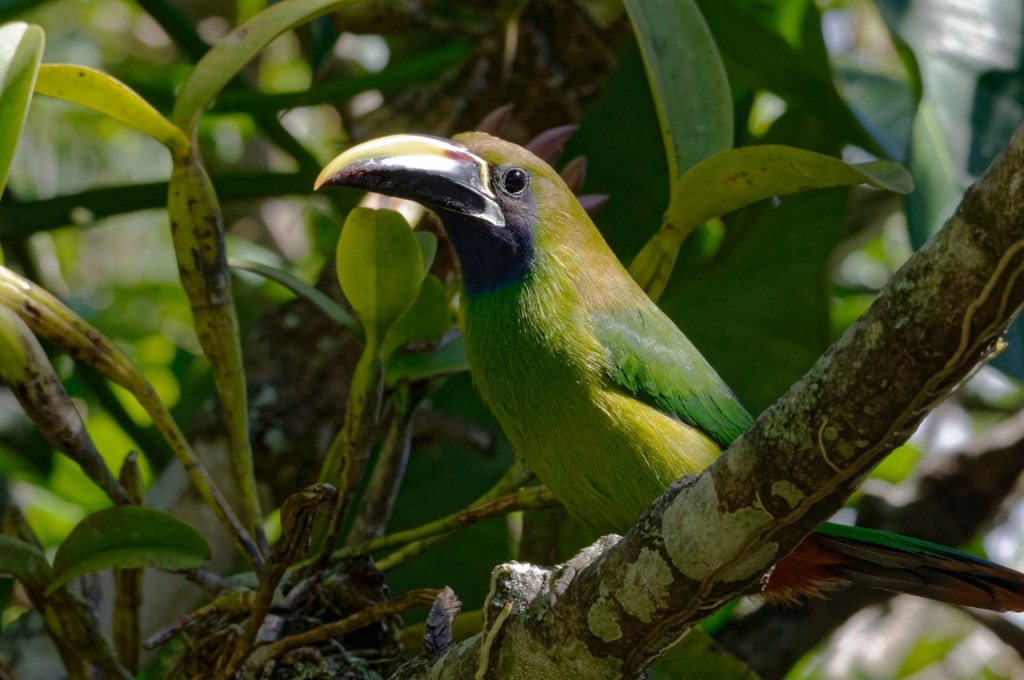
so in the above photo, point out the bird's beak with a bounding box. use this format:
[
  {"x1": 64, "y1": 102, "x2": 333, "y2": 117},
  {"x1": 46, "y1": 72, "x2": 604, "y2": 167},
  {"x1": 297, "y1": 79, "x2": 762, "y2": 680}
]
[{"x1": 315, "y1": 134, "x2": 506, "y2": 228}]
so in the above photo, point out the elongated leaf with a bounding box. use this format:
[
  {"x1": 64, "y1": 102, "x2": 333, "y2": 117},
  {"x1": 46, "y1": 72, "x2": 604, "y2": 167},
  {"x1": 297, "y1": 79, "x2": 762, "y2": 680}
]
[
  {"x1": 668, "y1": 145, "x2": 911, "y2": 234},
  {"x1": 172, "y1": 0, "x2": 356, "y2": 131},
  {"x1": 230, "y1": 259, "x2": 359, "y2": 334},
  {"x1": 0, "y1": 21, "x2": 43, "y2": 201},
  {"x1": 34, "y1": 64, "x2": 189, "y2": 158},
  {"x1": 48, "y1": 506, "x2": 211, "y2": 593},
  {"x1": 0, "y1": 535, "x2": 53, "y2": 585},
  {"x1": 623, "y1": 0, "x2": 732, "y2": 180},
  {"x1": 630, "y1": 145, "x2": 912, "y2": 298},
  {"x1": 336, "y1": 208, "x2": 424, "y2": 346}
]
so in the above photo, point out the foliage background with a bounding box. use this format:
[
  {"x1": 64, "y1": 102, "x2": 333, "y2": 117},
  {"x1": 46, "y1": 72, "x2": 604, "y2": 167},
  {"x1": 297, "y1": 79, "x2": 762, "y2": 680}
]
[{"x1": 1, "y1": 0, "x2": 1024, "y2": 678}]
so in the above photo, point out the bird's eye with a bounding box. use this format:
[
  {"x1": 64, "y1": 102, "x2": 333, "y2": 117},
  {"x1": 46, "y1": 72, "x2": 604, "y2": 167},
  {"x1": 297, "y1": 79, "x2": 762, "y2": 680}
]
[{"x1": 500, "y1": 167, "x2": 530, "y2": 197}]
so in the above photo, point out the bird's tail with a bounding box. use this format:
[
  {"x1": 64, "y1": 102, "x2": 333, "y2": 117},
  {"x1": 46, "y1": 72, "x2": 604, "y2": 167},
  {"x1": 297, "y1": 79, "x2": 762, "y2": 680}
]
[{"x1": 765, "y1": 522, "x2": 1024, "y2": 612}]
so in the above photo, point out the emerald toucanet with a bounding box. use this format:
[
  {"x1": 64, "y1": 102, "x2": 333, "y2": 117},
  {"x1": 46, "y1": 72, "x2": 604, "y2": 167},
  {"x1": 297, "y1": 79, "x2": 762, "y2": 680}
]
[{"x1": 316, "y1": 132, "x2": 1024, "y2": 611}]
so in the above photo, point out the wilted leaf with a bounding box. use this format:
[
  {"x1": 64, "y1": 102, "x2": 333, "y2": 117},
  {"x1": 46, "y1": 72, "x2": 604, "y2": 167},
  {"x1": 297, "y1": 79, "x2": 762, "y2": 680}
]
[{"x1": 48, "y1": 506, "x2": 211, "y2": 593}]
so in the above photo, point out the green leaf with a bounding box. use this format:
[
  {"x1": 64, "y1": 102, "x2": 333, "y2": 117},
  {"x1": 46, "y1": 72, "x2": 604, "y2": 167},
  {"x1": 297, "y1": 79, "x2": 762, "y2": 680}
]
[
  {"x1": 669, "y1": 145, "x2": 912, "y2": 232},
  {"x1": 336, "y1": 208, "x2": 424, "y2": 347},
  {"x1": 0, "y1": 21, "x2": 43, "y2": 202},
  {"x1": 661, "y1": 188, "x2": 850, "y2": 412},
  {"x1": 649, "y1": 628, "x2": 759, "y2": 680},
  {"x1": 696, "y1": 0, "x2": 876, "y2": 153},
  {"x1": 623, "y1": 0, "x2": 732, "y2": 180},
  {"x1": 383, "y1": 275, "x2": 449, "y2": 359},
  {"x1": 563, "y1": 40, "x2": 667, "y2": 261},
  {"x1": 0, "y1": 535, "x2": 53, "y2": 586},
  {"x1": 230, "y1": 259, "x2": 360, "y2": 334},
  {"x1": 172, "y1": 0, "x2": 356, "y2": 132},
  {"x1": 386, "y1": 336, "x2": 469, "y2": 387},
  {"x1": 34, "y1": 64, "x2": 190, "y2": 159},
  {"x1": 630, "y1": 145, "x2": 912, "y2": 298},
  {"x1": 48, "y1": 506, "x2": 211, "y2": 594},
  {"x1": 414, "y1": 231, "x2": 438, "y2": 279}
]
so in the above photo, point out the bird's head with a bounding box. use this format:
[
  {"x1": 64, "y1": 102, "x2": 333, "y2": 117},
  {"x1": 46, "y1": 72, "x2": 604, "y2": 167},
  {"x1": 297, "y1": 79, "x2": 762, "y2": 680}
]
[{"x1": 316, "y1": 132, "x2": 593, "y2": 298}]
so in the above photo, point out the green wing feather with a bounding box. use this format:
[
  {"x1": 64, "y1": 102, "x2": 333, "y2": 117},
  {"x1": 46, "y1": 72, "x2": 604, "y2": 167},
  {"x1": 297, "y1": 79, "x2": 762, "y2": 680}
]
[{"x1": 594, "y1": 308, "x2": 753, "y2": 448}]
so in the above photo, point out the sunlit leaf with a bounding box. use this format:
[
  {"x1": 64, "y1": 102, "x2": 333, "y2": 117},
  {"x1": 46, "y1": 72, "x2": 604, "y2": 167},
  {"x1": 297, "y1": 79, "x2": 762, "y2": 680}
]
[
  {"x1": 623, "y1": 0, "x2": 732, "y2": 180},
  {"x1": 34, "y1": 64, "x2": 189, "y2": 158},
  {"x1": 669, "y1": 145, "x2": 911, "y2": 232},
  {"x1": 415, "y1": 231, "x2": 438, "y2": 279},
  {"x1": 336, "y1": 208, "x2": 423, "y2": 346},
  {"x1": 0, "y1": 21, "x2": 43, "y2": 201},
  {"x1": 631, "y1": 145, "x2": 912, "y2": 298},
  {"x1": 172, "y1": 0, "x2": 356, "y2": 131},
  {"x1": 48, "y1": 506, "x2": 211, "y2": 593}
]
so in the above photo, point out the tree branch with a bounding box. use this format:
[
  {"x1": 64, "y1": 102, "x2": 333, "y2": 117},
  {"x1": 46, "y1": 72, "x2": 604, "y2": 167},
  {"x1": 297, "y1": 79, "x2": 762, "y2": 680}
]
[
  {"x1": 717, "y1": 406, "x2": 1024, "y2": 676},
  {"x1": 395, "y1": 122, "x2": 1024, "y2": 678}
]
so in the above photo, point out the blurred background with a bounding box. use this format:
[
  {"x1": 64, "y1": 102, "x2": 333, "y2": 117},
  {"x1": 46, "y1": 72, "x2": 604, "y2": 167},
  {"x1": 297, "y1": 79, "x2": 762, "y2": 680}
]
[{"x1": 2, "y1": 0, "x2": 1024, "y2": 678}]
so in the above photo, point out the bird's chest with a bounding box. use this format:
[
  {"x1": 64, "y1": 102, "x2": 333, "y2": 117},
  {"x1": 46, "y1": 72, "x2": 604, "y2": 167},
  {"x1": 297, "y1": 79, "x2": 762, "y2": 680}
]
[{"x1": 462, "y1": 287, "x2": 604, "y2": 447}]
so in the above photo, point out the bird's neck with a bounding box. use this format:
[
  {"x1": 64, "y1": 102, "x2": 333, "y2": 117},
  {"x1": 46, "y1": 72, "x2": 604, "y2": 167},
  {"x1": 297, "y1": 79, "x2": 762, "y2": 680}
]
[{"x1": 442, "y1": 213, "x2": 534, "y2": 298}]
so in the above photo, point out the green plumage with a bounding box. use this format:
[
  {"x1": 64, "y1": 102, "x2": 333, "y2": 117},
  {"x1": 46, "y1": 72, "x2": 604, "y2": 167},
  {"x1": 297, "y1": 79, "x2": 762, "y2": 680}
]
[
  {"x1": 317, "y1": 130, "x2": 1024, "y2": 610},
  {"x1": 456, "y1": 132, "x2": 748, "y2": 535}
]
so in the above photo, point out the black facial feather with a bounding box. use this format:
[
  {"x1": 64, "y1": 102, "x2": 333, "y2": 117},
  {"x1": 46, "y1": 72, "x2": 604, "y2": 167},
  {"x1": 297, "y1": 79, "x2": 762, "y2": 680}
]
[{"x1": 441, "y1": 165, "x2": 536, "y2": 298}]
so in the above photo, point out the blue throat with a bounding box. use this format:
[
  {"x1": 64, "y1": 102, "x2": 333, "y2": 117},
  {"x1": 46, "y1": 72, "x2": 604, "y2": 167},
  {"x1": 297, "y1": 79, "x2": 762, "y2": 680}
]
[{"x1": 442, "y1": 211, "x2": 535, "y2": 298}]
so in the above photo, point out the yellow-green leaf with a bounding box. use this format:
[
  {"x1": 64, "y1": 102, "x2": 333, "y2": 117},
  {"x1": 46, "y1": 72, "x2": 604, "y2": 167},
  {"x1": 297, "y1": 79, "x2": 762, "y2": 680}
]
[
  {"x1": 336, "y1": 208, "x2": 424, "y2": 347},
  {"x1": 631, "y1": 145, "x2": 913, "y2": 299},
  {"x1": 48, "y1": 506, "x2": 211, "y2": 594},
  {"x1": 34, "y1": 64, "x2": 189, "y2": 159},
  {"x1": 669, "y1": 145, "x2": 912, "y2": 242},
  {"x1": 0, "y1": 21, "x2": 43, "y2": 201}
]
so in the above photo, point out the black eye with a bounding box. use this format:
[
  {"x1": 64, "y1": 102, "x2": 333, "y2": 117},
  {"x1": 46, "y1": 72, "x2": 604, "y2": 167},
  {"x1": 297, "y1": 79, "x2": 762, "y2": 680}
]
[{"x1": 500, "y1": 167, "x2": 530, "y2": 197}]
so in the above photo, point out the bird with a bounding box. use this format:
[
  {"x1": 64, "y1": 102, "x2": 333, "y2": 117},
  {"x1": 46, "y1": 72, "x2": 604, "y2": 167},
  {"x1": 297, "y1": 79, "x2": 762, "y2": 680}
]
[{"x1": 315, "y1": 131, "x2": 1024, "y2": 611}]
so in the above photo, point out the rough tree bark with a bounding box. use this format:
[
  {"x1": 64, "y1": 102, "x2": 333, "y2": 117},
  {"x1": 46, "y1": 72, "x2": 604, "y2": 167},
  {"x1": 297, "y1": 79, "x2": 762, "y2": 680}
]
[{"x1": 391, "y1": 122, "x2": 1024, "y2": 679}]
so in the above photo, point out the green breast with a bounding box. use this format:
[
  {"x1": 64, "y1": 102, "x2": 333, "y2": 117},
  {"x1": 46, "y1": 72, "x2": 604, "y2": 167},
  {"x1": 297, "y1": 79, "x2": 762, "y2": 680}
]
[{"x1": 462, "y1": 276, "x2": 723, "y2": 535}]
